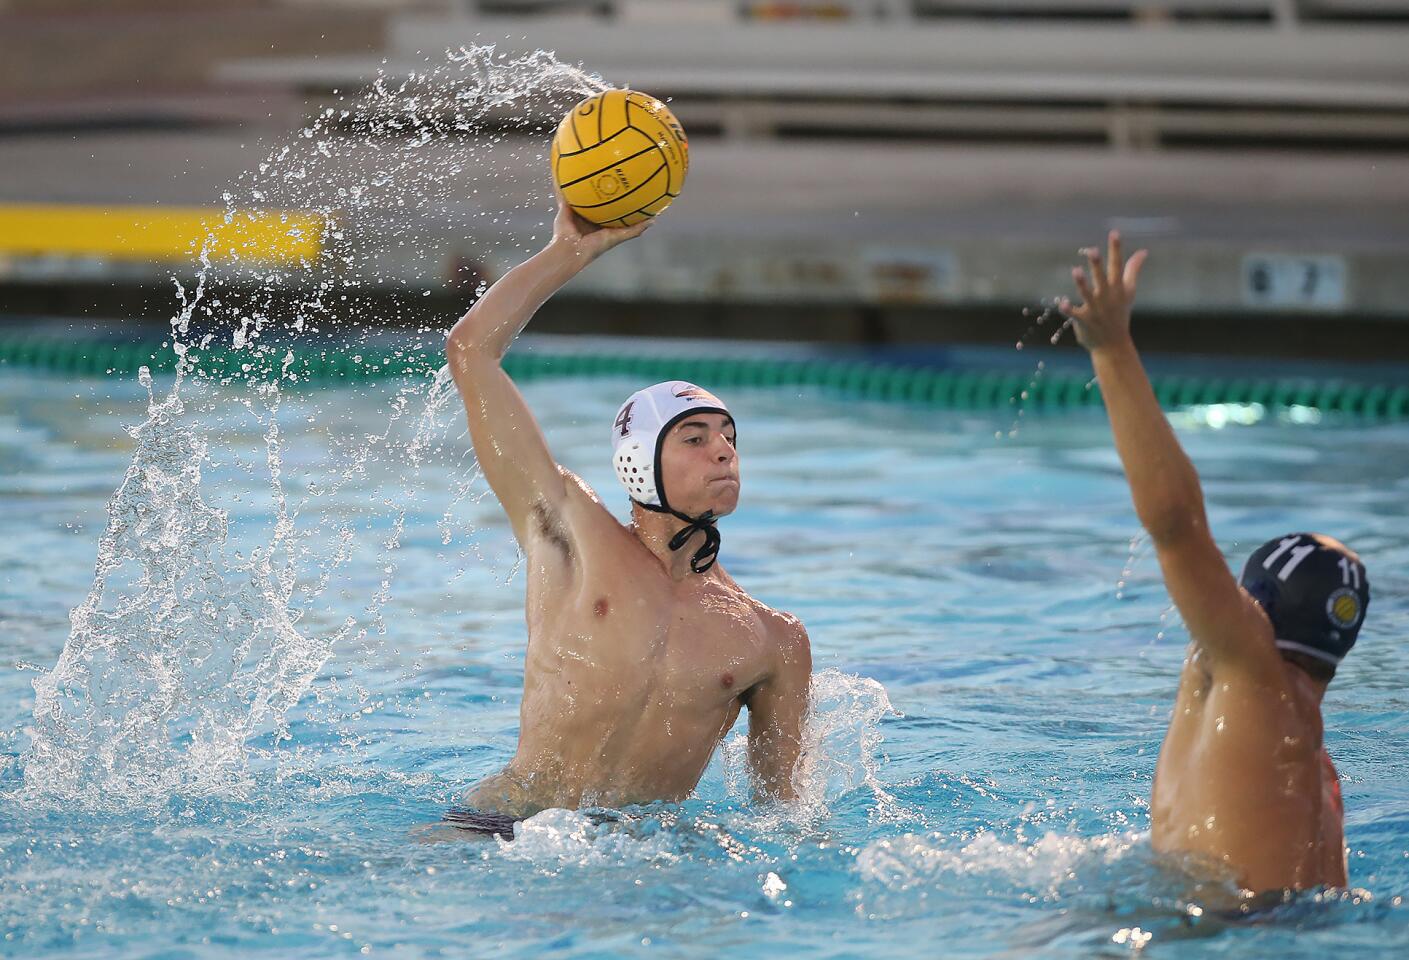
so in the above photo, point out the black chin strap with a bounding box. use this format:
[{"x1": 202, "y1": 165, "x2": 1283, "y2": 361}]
[
  {"x1": 669, "y1": 509, "x2": 720, "y2": 574},
  {"x1": 642, "y1": 504, "x2": 720, "y2": 573}
]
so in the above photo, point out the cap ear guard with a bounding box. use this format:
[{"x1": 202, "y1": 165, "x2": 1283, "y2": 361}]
[{"x1": 613, "y1": 437, "x2": 657, "y2": 506}]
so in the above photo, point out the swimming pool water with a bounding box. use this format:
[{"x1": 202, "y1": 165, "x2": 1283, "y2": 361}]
[{"x1": 2, "y1": 365, "x2": 1407, "y2": 959}]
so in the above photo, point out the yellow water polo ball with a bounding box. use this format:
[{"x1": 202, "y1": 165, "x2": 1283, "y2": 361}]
[{"x1": 550, "y1": 89, "x2": 688, "y2": 227}]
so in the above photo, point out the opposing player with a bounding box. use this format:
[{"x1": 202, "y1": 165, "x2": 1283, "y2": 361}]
[
  {"x1": 1063, "y1": 233, "x2": 1371, "y2": 892},
  {"x1": 437, "y1": 195, "x2": 811, "y2": 838}
]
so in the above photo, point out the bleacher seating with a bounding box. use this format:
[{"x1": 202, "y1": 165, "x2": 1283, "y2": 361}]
[
  {"x1": 217, "y1": 8, "x2": 1409, "y2": 151},
  {"x1": 195, "y1": 0, "x2": 1409, "y2": 149}
]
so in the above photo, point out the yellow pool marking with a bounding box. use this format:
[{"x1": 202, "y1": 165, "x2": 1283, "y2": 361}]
[{"x1": 0, "y1": 204, "x2": 327, "y2": 263}]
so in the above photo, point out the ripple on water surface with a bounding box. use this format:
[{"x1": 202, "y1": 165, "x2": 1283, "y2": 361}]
[{"x1": 4, "y1": 367, "x2": 1407, "y2": 958}]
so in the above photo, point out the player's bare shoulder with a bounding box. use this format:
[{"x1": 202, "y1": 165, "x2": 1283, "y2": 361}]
[
  {"x1": 558, "y1": 466, "x2": 630, "y2": 529},
  {"x1": 556, "y1": 466, "x2": 654, "y2": 570},
  {"x1": 754, "y1": 602, "x2": 812, "y2": 674},
  {"x1": 556, "y1": 465, "x2": 602, "y2": 504},
  {"x1": 764, "y1": 605, "x2": 808, "y2": 644}
]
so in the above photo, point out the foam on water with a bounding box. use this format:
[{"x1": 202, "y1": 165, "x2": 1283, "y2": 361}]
[
  {"x1": 498, "y1": 807, "x2": 689, "y2": 868},
  {"x1": 492, "y1": 669, "x2": 901, "y2": 868},
  {"x1": 858, "y1": 828, "x2": 1149, "y2": 900},
  {"x1": 854, "y1": 827, "x2": 1392, "y2": 951}
]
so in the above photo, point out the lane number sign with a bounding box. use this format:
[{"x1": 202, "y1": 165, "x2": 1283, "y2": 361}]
[{"x1": 1241, "y1": 254, "x2": 1347, "y2": 310}]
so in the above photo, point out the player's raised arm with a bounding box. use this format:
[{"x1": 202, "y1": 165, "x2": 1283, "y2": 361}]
[
  {"x1": 1063, "y1": 233, "x2": 1274, "y2": 670},
  {"x1": 446, "y1": 196, "x2": 650, "y2": 545}
]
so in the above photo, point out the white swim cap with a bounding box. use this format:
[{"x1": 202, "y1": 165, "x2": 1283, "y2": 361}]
[{"x1": 611, "y1": 381, "x2": 732, "y2": 511}]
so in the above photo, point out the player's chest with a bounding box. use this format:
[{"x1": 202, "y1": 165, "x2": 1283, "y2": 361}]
[
  {"x1": 591, "y1": 586, "x2": 771, "y2": 691},
  {"x1": 655, "y1": 610, "x2": 771, "y2": 703}
]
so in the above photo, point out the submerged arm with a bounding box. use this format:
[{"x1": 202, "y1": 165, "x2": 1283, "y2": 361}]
[
  {"x1": 446, "y1": 196, "x2": 650, "y2": 544},
  {"x1": 1064, "y1": 234, "x2": 1272, "y2": 667},
  {"x1": 745, "y1": 619, "x2": 813, "y2": 802}
]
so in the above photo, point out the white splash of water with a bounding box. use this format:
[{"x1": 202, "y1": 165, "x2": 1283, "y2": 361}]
[
  {"x1": 16, "y1": 47, "x2": 606, "y2": 806},
  {"x1": 857, "y1": 829, "x2": 1144, "y2": 901},
  {"x1": 719, "y1": 667, "x2": 900, "y2": 822},
  {"x1": 480, "y1": 669, "x2": 900, "y2": 867},
  {"x1": 497, "y1": 808, "x2": 685, "y2": 868},
  {"x1": 24, "y1": 369, "x2": 307, "y2": 801},
  {"x1": 21, "y1": 363, "x2": 467, "y2": 805}
]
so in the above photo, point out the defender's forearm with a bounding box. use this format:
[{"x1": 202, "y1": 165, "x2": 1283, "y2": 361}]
[
  {"x1": 1091, "y1": 339, "x2": 1208, "y2": 544},
  {"x1": 447, "y1": 240, "x2": 582, "y2": 361}
]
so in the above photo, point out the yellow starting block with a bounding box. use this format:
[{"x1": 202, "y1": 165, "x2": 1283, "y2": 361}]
[{"x1": 0, "y1": 204, "x2": 328, "y2": 264}]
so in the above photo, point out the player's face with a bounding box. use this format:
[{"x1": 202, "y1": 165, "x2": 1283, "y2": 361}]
[{"x1": 659, "y1": 413, "x2": 739, "y2": 518}]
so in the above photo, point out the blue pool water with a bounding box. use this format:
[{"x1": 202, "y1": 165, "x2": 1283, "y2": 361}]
[{"x1": 2, "y1": 362, "x2": 1408, "y2": 959}]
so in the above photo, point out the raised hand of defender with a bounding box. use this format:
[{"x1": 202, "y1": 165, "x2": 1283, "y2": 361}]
[
  {"x1": 1061, "y1": 230, "x2": 1149, "y2": 352},
  {"x1": 551, "y1": 191, "x2": 652, "y2": 263}
]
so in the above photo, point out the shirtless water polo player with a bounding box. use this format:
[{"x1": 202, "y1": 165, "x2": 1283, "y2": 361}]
[
  {"x1": 1064, "y1": 233, "x2": 1371, "y2": 893},
  {"x1": 437, "y1": 196, "x2": 812, "y2": 837}
]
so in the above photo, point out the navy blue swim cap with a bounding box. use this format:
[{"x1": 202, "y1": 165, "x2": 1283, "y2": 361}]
[{"x1": 1239, "y1": 533, "x2": 1369, "y2": 670}]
